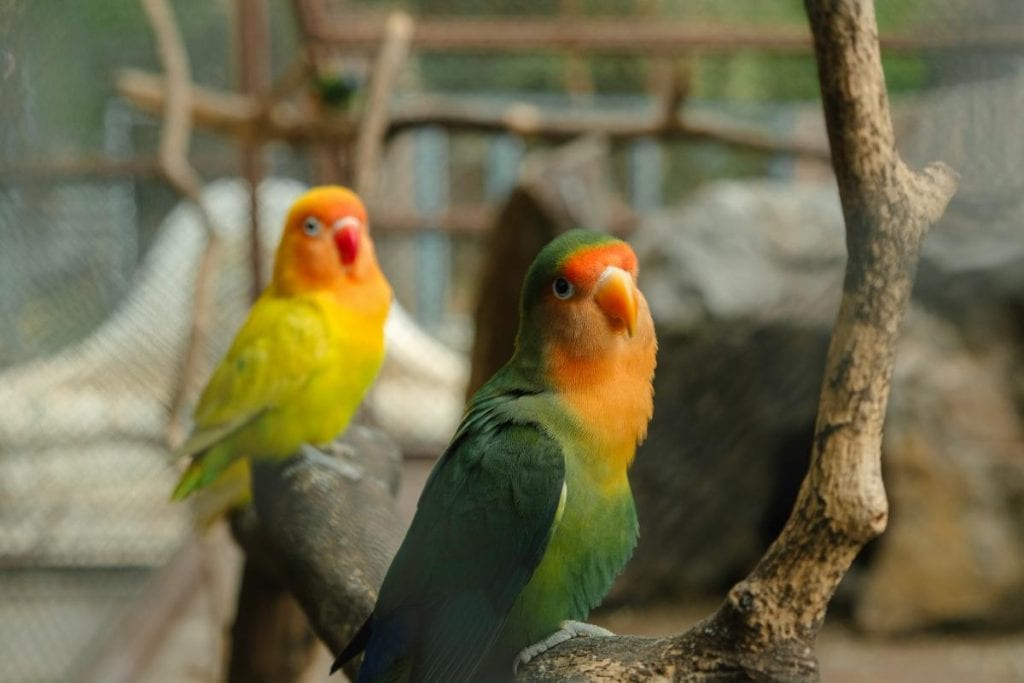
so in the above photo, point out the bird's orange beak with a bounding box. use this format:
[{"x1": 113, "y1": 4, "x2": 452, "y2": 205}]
[{"x1": 594, "y1": 266, "x2": 638, "y2": 337}]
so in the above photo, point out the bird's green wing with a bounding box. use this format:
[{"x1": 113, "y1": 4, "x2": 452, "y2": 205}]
[
  {"x1": 357, "y1": 415, "x2": 566, "y2": 683},
  {"x1": 188, "y1": 295, "x2": 333, "y2": 434},
  {"x1": 177, "y1": 296, "x2": 334, "y2": 456},
  {"x1": 170, "y1": 296, "x2": 334, "y2": 499}
]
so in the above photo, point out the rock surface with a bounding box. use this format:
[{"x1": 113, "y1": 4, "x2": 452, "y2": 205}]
[{"x1": 617, "y1": 175, "x2": 1024, "y2": 633}]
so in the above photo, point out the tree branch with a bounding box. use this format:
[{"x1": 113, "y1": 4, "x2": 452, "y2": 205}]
[
  {"x1": 234, "y1": 425, "x2": 405, "y2": 682},
  {"x1": 354, "y1": 11, "x2": 413, "y2": 198},
  {"x1": 139, "y1": 0, "x2": 224, "y2": 448},
  {"x1": 114, "y1": 69, "x2": 830, "y2": 161}
]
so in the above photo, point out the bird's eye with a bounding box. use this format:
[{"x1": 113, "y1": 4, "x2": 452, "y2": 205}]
[
  {"x1": 552, "y1": 277, "x2": 575, "y2": 300},
  {"x1": 302, "y1": 217, "x2": 322, "y2": 236}
]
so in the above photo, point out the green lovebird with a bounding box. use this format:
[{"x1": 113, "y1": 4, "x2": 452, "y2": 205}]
[{"x1": 334, "y1": 230, "x2": 657, "y2": 682}]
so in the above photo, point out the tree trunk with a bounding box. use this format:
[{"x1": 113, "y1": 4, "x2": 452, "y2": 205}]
[{"x1": 227, "y1": 561, "x2": 319, "y2": 683}]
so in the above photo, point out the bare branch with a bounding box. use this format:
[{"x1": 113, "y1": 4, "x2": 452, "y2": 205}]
[
  {"x1": 385, "y1": 99, "x2": 830, "y2": 161},
  {"x1": 115, "y1": 68, "x2": 358, "y2": 145},
  {"x1": 114, "y1": 69, "x2": 830, "y2": 161},
  {"x1": 354, "y1": 11, "x2": 413, "y2": 198},
  {"x1": 139, "y1": 0, "x2": 224, "y2": 447}
]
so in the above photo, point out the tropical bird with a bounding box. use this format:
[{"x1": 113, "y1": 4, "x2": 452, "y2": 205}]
[
  {"x1": 170, "y1": 186, "x2": 392, "y2": 518},
  {"x1": 335, "y1": 230, "x2": 656, "y2": 682}
]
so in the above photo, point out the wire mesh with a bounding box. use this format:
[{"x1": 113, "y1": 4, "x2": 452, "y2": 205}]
[{"x1": 1, "y1": 0, "x2": 1022, "y2": 680}]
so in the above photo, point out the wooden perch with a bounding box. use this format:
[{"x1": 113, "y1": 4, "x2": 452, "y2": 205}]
[
  {"x1": 233, "y1": 1, "x2": 957, "y2": 681},
  {"x1": 116, "y1": 68, "x2": 358, "y2": 144},
  {"x1": 234, "y1": 425, "x2": 405, "y2": 682}
]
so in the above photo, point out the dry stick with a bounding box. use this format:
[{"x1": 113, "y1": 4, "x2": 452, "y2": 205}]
[
  {"x1": 139, "y1": 0, "x2": 223, "y2": 449},
  {"x1": 354, "y1": 11, "x2": 414, "y2": 199},
  {"x1": 519, "y1": 1, "x2": 958, "y2": 679}
]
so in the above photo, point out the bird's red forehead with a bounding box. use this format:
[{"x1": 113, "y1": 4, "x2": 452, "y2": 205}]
[
  {"x1": 289, "y1": 187, "x2": 367, "y2": 226},
  {"x1": 560, "y1": 242, "x2": 637, "y2": 286}
]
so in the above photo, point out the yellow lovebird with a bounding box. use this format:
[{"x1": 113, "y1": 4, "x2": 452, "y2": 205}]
[{"x1": 171, "y1": 186, "x2": 392, "y2": 517}]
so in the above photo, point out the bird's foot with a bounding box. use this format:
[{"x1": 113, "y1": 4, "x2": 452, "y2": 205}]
[
  {"x1": 319, "y1": 442, "x2": 363, "y2": 481},
  {"x1": 513, "y1": 620, "x2": 614, "y2": 673},
  {"x1": 327, "y1": 441, "x2": 357, "y2": 459}
]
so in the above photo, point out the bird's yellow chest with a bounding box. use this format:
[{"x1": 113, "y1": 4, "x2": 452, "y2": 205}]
[
  {"x1": 283, "y1": 305, "x2": 385, "y2": 446},
  {"x1": 239, "y1": 297, "x2": 387, "y2": 456}
]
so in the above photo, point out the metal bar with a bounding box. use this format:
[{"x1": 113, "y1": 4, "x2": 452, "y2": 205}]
[
  {"x1": 628, "y1": 137, "x2": 663, "y2": 212},
  {"x1": 236, "y1": 0, "x2": 270, "y2": 299},
  {"x1": 0, "y1": 156, "x2": 235, "y2": 184},
  {"x1": 484, "y1": 135, "x2": 525, "y2": 201},
  {"x1": 413, "y1": 127, "x2": 451, "y2": 330},
  {"x1": 305, "y1": 16, "x2": 1024, "y2": 54},
  {"x1": 374, "y1": 204, "x2": 491, "y2": 236}
]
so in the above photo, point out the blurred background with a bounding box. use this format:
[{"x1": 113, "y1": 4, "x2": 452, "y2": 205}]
[{"x1": 2, "y1": 0, "x2": 1024, "y2": 681}]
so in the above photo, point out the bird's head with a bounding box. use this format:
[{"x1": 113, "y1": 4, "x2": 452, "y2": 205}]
[
  {"x1": 273, "y1": 186, "x2": 381, "y2": 293},
  {"x1": 517, "y1": 229, "x2": 654, "y2": 367}
]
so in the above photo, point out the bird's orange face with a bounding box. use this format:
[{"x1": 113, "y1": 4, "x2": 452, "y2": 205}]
[
  {"x1": 536, "y1": 238, "x2": 657, "y2": 463},
  {"x1": 274, "y1": 186, "x2": 381, "y2": 292},
  {"x1": 540, "y1": 242, "x2": 651, "y2": 358}
]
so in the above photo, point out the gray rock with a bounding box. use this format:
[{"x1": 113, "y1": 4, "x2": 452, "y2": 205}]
[{"x1": 616, "y1": 175, "x2": 1024, "y2": 633}]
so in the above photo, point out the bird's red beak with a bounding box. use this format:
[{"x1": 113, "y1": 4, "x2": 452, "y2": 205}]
[
  {"x1": 594, "y1": 266, "x2": 638, "y2": 337},
  {"x1": 334, "y1": 226, "x2": 359, "y2": 266}
]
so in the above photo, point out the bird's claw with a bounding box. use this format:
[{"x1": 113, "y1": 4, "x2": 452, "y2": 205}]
[
  {"x1": 512, "y1": 620, "x2": 614, "y2": 673},
  {"x1": 324, "y1": 442, "x2": 363, "y2": 481},
  {"x1": 327, "y1": 441, "x2": 357, "y2": 459}
]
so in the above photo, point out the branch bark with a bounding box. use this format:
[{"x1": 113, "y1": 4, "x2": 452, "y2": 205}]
[
  {"x1": 234, "y1": 425, "x2": 405, "y2": 682},
  {"x1": 220, "y1": 1, "x2": 959, "y2": 681}
]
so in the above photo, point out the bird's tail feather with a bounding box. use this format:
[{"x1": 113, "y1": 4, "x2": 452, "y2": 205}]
[
  {"x1": 332, "y1": 616, "x2": 372, "y2": 674},
  {"x1": 191, "y1": 459, "x2": 251, "y2": 528},
  {"x1": 170, "y1": 443, "x2": 243, "y2": 501}
]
